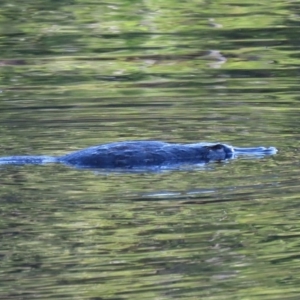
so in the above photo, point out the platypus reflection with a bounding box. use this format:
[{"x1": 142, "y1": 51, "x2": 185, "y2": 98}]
[{"x1": 0, "y1": 140, "x2": 277, "y2": 170}]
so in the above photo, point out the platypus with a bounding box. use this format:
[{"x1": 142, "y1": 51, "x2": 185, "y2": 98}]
[{"x1": 0, "y1": 140, "x2": 277, "y2": 170}]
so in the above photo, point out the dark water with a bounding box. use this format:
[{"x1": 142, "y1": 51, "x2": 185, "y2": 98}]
[{"x1": 0, "y1": 1, "x2": 300, "y2": 299}]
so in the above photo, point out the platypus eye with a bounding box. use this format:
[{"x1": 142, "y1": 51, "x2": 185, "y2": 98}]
[{"x1": 209, "y1": 144, "x2": 224, "y2": 151}]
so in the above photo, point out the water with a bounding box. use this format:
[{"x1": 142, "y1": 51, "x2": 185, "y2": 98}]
[{"x1": 0, "y1": 0, "x2": 299, "y2": 299}]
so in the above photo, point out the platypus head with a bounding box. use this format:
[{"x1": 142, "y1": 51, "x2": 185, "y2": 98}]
[{"x1": 206, "y1": 144, "x2": 234, "y2": 160}]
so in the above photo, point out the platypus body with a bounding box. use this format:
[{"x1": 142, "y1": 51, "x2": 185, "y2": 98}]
[{"x1": 0, "y1": 140, "x2": 277, "y2": 170}]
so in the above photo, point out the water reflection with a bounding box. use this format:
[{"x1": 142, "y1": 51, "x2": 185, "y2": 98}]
[{"x1": 0, "y1": 0, "x2": 300, "y2": 299}]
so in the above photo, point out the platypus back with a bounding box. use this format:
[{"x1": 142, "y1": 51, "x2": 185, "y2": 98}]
[{"x1": 61, "y1": 141, "x2": 234, "y2": 169}]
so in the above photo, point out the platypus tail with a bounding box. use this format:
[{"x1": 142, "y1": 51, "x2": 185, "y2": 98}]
[{"x1": 0, "y1": 155, "x2": 58, "y2": 165}]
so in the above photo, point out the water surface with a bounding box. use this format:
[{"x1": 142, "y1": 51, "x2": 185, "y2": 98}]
[{"x1": 0, "y1": 0, "x2": 299, "y2": 299}]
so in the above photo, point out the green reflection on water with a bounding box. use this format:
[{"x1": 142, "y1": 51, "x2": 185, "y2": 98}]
[{"x1": 0, "y1": 0, "x2": 300, "y2": 299}]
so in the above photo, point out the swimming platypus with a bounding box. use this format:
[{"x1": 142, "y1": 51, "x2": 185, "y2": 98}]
[{"x1": 0, "y1": 140, "x2": 277, "y2": 170}]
